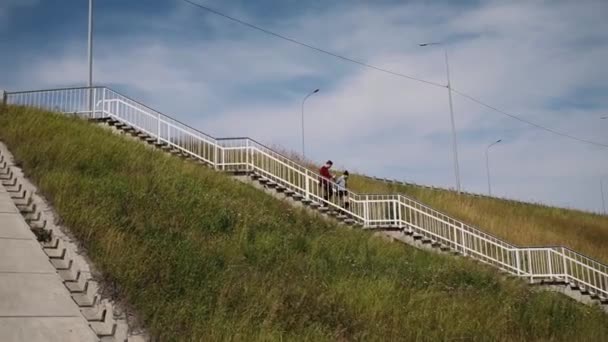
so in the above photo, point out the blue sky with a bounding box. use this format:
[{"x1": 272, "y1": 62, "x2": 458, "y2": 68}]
[{"x1": 1, "y1": 0, "x2": 608, "y2": 212}]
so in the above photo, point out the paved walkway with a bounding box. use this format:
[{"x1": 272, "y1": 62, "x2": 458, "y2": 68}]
[{"x1": 0, "y1": 185, "x2": 98, "y2": 342}]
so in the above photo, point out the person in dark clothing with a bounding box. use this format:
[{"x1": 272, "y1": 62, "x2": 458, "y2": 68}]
[{"x1": 319, "y1": 160, "x2": 334, "y2": 204}]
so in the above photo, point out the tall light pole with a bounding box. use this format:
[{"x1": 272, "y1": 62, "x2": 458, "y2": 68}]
[
  {"x1": 420, "y1": 42, "x2": 461, "y2": 193},
  {"x1": 485, "y1": 139, "x2": 502, "y2": 196},
  {"x1": 87, "y1": 0, "x2": 94, "y2": 115},
  {"x1": 301, "y1": 88, "x2": 319, "y2": 158}
]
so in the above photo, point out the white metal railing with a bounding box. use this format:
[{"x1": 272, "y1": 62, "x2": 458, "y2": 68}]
[{"x1": 4, "y1": 87, "x2": 608, "y2": 300}]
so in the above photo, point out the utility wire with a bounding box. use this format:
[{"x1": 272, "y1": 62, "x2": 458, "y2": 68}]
[
  {"x1": 180, "y1": 0, "x2": 608, "y2": 149},
  {"x1": 180, "y1": 0, "x2": 445, "y2": 88},
  {"x1": 452, "y1": 89, "x2": 608, "y2": 148}
]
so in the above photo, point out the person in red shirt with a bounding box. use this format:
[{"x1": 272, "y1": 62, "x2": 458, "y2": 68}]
[{"x1": 319, "y1": 160, "x2": 334, "y2": 205}]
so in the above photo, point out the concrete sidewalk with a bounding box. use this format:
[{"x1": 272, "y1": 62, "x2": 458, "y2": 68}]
[{"x1": 0, "y1": 186, "x2": 98, "y2": 342}]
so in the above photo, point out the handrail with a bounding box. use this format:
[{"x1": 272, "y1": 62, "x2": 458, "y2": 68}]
[{"x1": 5, "y1": 87, "x2": 608, "y2": 299}]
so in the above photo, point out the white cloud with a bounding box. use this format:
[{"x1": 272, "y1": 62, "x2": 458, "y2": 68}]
[{"x1": 4, "y1": 0, "x2": 608, "y2": 212}]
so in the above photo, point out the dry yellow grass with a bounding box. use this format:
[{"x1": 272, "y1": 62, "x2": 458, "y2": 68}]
[
  {"x1": 5, "y1": 106, "x2": 608, "y2": 340},
  {"x1": 348, "y1": 175, "x2": 608, "y2": 264}
]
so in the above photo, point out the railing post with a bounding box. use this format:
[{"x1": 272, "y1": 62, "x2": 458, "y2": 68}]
[
  {"x1": 562, "y1": 247, "x2": 568, "y2": 283},
  {"x1": 547, "y1": 249, "x2": 553, "y2": 280},
  {"x1": 397, "y1": 200, "x2": 402, "y2": 228},
  {"x1": 101, "y1": 88, "x2": 106, "y2": 117},
  {"x1": 250, "y1": 144, "x2": 255, "y2": 172},
  {"x1": 515, "y1": 249, "x2": 521, "y2": 276},
  {"x1": 364, "y1": 195, "x2": 370, "y2": 228},
  {"x1": 392, "y1": 200, "x2": 398, "y2": 227},
  {"x1": 221, "y1": 148, "x2": 225, "y2": 171},
  {"x1": 245, "y1": 140, "x2": 250, "y2": 171},
  {"x1": 213, "y1": 145, "x2": 219, "y2": 170},
  {"x1": 92, "y1": 88, "x2": 97, "y2": 118},
  {"x1": 305, "y1": 174, "x2": 310, "y2": 200},
  {"x1": 88, "y1": 87, "x2": 93, "y2": 118},
  {"x1": 527, "y1": 250, "x2": 533, "y2": 283},
  {"x1": 460, "y1": 223, "x2": 466, "y2": 256},
  {"x1": 157, "y1": 112, "x2": 161, "y2": 144}
]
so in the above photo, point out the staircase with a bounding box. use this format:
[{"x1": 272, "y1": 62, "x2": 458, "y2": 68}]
[
  {"x1": 3, "y1": 86, "x2": 608, "y2": 310},
  {"x1": 0, "y1": 145, "x2": 147, "y2": 341}
]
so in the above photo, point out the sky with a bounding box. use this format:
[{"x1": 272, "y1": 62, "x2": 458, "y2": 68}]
[{"x1": 1, "y1": 0, "x2": 607, "y2": 213}]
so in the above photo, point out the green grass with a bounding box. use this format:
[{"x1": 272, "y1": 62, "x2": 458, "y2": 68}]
[
  {"x1": 1, "y1": 105, "x2": 607, "y2": 341},
  {"x1": 348, "y1": 175, "x2": 608, "y2": 264}
]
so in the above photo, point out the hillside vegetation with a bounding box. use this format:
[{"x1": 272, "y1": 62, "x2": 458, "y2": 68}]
[
  {"x1": 1, "y1": 105, "x2": 607, "y2": 341},
  {"x1": 348, "y1": 176, "x2": 608, "y2": 264}
]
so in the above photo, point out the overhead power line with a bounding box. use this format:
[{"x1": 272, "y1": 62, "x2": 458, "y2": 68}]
[
  {"x1": 452, "y1": 89, "x2": 608, "y2": 148},
  {"x1": 180, "y1": 0, "x2": 608, "y2": 149},
  {"x1": 180, "y1": 0, "x2": 445, "y2": 88}
]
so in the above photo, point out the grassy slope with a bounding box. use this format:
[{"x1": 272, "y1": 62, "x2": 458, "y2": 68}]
[
  {"x1": 1, "y1": 106, "x2": 607, "y2": 341},
  {"x1": 348, "y1": 175, "x2": 608, "y2": 263}
]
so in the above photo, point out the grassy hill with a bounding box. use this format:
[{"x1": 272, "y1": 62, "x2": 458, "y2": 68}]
[
  {"x1": 348, "y1": 176, "x2": 608, "y2": 264},
  {"x1": 1, "y1": 105, "x2": 607, "y2": 341}
]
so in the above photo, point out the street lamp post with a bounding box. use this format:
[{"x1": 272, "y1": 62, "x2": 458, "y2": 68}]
[
  {"x1": 87, "y1": 0, "x2": 94, "y2": 116},
  {"x1": 420, "y1": 42, "x2": 461, "y2": 193},
  {"x1": 486, "y1": 139, "x2": 502, "y2": 196},
  {"x1": 301, "y1": 88, "x2": 319, "y2": 159},
  {"x1": 599, "y1": 118, "x2": 606, "y2": 214}
]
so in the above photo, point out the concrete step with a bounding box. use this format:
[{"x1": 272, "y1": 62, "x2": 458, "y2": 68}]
[
  {"x1": 41, "y1": 237, "x2": 61, "y2": 249},
  {"x1": 439, "y1": 245, "x2": 451, "y2": 252},
  {"x1": 81, "y1": 302, "x2": 108, "y2": 322},
  {"x1": 72, "y1": 291, "x2": 98, "y2": 308},
  {"x1": 65, "y1": 273, "x2": 91, "y2": 293},
  {"x1": 90, "y1": 320, "x2": 117, "y2": 337},
  {"x1": 421, "y1": 237, "x2": 433, "y2": 244},
  {"x1": 317, "y1": 206, "x2": 329, "y2": 213},
  {"x1": 310, "y1": 202, "x2": 321, "y2": 208},
  {"x1": 44, "y1": 246, "x2": 67, "y2": 259},
  {"x1": 58, "y1": 269, "x2": 80, "y2": 282},
  {"x1": 250, "y1": 173, "x2": 262, "y2": 180},
  {"x1": 88, "y1": 301, "x2": 117, "y2": 337},
  {"x1": 50, "y1": 257, "x2": 73, "y2": 270}
]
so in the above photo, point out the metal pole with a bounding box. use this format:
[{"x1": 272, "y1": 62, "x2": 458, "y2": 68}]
[
  {"x1": 301, "y1": 98, "x2": 306, "y2": 158},
  {"x1": 444, "y1": 49, "x2": 461, "y2": 193},
  {"x1": 486, "y1": 148, "x2": 491, "y2": 196},
  {"x1": 485, "y1": 139, "x2": 501, "y2": 196},
  {"x1": 301, "y1": 89, "x2": 319, "y2": 159},
  {"x1": 601, "y1": 179, "x2": 606, "y2": 215},
  {"x1": 87, "y1": 0, "x2": 94, "y2": 116}
]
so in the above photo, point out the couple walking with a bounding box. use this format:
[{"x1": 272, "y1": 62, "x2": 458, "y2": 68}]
[{"x1": 318, "y1": 160, "x2": 349, "y2": 209}]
